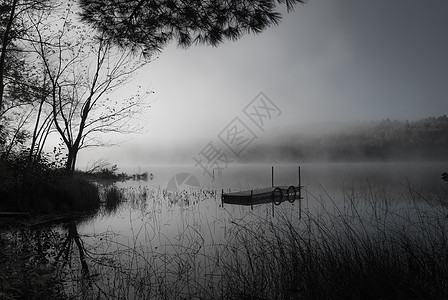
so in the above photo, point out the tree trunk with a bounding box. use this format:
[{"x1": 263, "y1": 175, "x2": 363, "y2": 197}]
[
  {"x1": 68, "y1": 222, "x2": 89, "y2": 276},
  {"x1": 65, "y1": 147, "x2": 78, "y2": 175},
  {"x1": 0, "y1": 0, "x2": 18, "y2": 115},
  {"x1": 29, "y1": 76, "x2": 48, "y2": 162}
]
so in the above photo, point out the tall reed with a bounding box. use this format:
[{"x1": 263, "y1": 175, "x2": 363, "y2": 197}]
[{"x1": 219, "y1": 184, "x2": 448, "y2": 299}]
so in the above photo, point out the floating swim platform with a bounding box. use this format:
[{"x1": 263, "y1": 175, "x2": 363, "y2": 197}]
[
  {"x1": 221, "y1": 166, "x2": 303, "y2": 209},
  {"x1": 222, "y1": 185, "x2": 302, "y2": 206}
]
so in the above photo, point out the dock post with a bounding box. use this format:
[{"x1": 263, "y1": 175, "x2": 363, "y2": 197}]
[
  {"x1": 298, "y1": 166, "x2": 302, "y2": 220},
  {"x1": 221, "y1": 189, "x2": 224, "y2": 207},
  {"x1": 250, "y1": 190, "x2": 253, "y2": 210},
  {"x1": 271, "y1": 166, "x2": 274, "y2": 187}
]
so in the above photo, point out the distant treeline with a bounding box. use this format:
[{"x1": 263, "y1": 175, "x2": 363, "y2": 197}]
[{"x1": 243, "y1": 115, "x2": 448, "y2": 162}]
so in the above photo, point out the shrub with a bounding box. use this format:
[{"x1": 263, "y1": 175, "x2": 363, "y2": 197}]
[
  {"x1": 0, "y1": 164, "x2": 101, "y2": 213},
  {"x1": 103, "y1": 185, "x2": 125, "y2": 214},
  {"x1": 46, "y1": 176, "x2": 101, "y2": 212}
]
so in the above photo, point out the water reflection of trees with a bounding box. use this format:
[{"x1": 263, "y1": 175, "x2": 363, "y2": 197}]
[
  {"x1": 0, "y1": 217, "x2": 95, "y2": 299},
  {"x1": 56, "y1": 222, "x2": 89, "y2": 276},
  {"x1": 1, "y1": 186, "x2": 242, "y2": 299},
  {"x1": 0, "y1": 227, "x2": 66, "y2": 299}
]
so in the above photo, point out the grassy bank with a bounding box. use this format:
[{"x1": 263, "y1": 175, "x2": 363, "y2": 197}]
[
  {"x1": 0, "y1": 155, "x2": 106, "y2": 214},
  {"x1": 0, "y1": 174, "x2": 101, "y2": 213}
]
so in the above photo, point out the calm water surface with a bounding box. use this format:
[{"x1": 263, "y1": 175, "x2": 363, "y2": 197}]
[{"x1": 81, "y1": 161, "x2": 448, "y2": 249}]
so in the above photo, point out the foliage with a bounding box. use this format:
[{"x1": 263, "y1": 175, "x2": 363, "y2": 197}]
[
  {"x1": 1, "y1": 0, "x2": 307, "y2": 176},
  {"x1": 79, "y1": 0, "x2": 305, "y2": 56},
  {"x1": 246, "y1": 115, "x2": 448, "y2": 162},
  {"x1": 0, "y1": 228, "x2": 67, "y2": 300},
  {"x1": 0, "y1": 148, "x2": 100, "y2": 213},
  {"x1": 23, "y1": 3, "x2": 152, "y2": 174},
  {"x1": 41, "y1": 176, "x2": 101, "y2": 212},
  {"x1": 0, "y1": 0, "x2": 54, "y2": 115},
  {"x1": 0, "y1": 0, "x2": 306, "y2": 175},
  {"x1": 1, "y1": 0, "x2": 152, "y2": 175}
]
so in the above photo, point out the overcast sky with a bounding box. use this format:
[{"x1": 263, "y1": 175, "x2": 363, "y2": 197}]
[{"x1": 77, "y1": 0, "x2": 448, "y2": 168}]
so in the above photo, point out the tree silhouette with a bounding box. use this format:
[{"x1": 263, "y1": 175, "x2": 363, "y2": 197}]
[
  {"x1": 55, "y1": 222, "x2": 90, "y2": 276},
  {"x1": 79, "y1": 0, "x2": 305, "y2": 56},
  {"x1": 27, "y1": 5, "x2": 151, "y2": 174},
  {"x1": 0, "y1": 0, "x2": 52, "y2": 115},
  {"x1": 0, "y1": 0, "x2": 57, "y2": 163}
]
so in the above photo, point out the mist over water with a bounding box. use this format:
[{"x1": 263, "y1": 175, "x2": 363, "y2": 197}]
[{"x1": 93, "y1": 116, "x2": 448, "y2": 170}]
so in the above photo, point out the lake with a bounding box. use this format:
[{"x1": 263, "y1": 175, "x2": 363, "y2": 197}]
[{"x1": 2, "y1": 161, "x2": 448, "y2": 299}]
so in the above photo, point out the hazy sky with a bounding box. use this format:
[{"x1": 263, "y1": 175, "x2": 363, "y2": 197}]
[{"x1": 78, "y1": 0, "x2": 448, "y2": 168}]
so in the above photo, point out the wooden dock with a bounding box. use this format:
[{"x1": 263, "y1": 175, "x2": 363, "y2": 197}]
[
  {"x1": 221, "y1": 166, "x2": 303, "y2": 208},
  {"x1": 222, "y1": 185, "x2": 302, "y2": 206}
]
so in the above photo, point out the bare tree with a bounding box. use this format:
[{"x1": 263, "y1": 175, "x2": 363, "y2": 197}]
[
  {"x1": 0, "y1": 0, "x2": 58, "y2": 167},
  {"x1": 0, "y1": 108, "x2": 30, "y2": 159},
  {"x1": 0, "y1": 0, "x2": 20, "y2": 113},
  {"x1": 0, "y1": 0, "x2": 53, "y2": 116},
  {"x1": 27, "y1": 5, "x2": 151, "y2": 174},
  {"x1": 85, "y1": 158, "x2": 115, "y2": 174}
]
